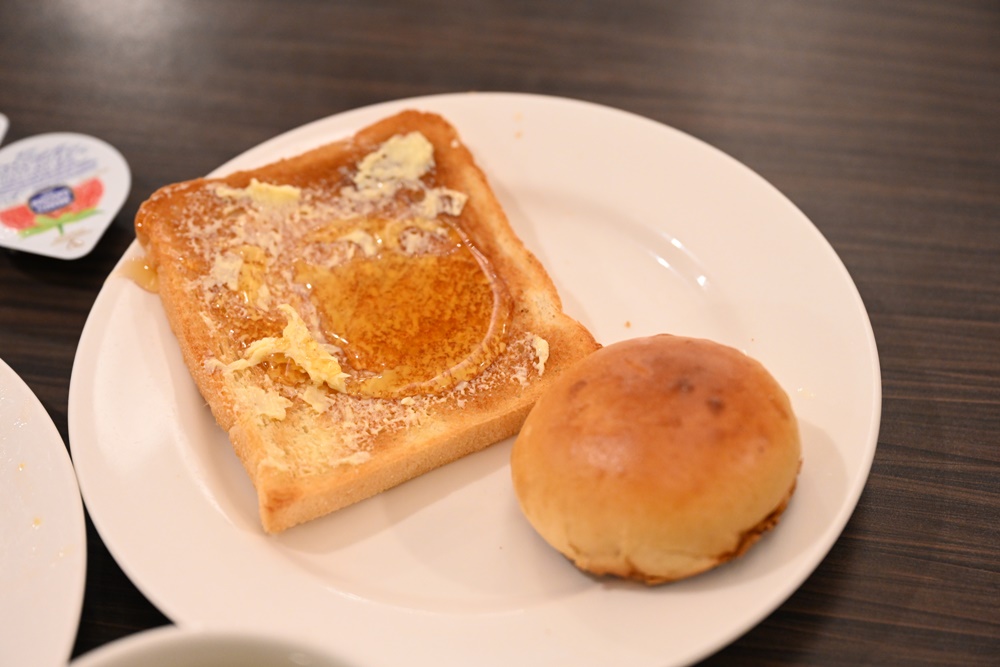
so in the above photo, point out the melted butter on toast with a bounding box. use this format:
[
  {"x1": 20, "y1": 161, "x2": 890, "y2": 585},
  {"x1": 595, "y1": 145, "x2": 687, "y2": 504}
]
[
  {"x1": 225, "y1": 304, "x2": 349, "y2": 392},
  {"x1": 198, "y1": 130, "x2": 528, "y2": 408},
  {"x1": 214, "y1": 179, "x2": 302, "y2": 208}
]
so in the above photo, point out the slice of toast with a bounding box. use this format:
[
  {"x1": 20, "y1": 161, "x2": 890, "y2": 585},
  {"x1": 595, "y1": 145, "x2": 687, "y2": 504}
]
[{"x1": 135, "y1": 110, "x2": 600, "y2": 533}]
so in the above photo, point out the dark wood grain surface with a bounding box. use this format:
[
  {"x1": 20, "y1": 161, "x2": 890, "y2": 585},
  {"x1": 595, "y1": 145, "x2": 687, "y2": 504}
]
[{"x1": 1, "y1": 1, "x2": 997, "y2": 665}]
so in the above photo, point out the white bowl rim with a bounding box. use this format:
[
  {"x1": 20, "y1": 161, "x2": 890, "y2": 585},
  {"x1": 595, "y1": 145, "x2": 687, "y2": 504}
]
[{"x1": 70, "y1": 625, "x2": 347, "y2": 666}]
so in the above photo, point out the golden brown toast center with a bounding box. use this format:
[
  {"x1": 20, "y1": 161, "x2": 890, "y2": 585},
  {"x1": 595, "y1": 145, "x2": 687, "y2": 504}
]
[{"x1": 293, "y1": 218, "x2": 512, "y2": 398}]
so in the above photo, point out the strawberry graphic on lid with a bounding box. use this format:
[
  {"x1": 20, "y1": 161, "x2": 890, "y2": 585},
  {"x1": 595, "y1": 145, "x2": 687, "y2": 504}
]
[
  {"x1": 0, "y1": 177, "x2": 105, "y2": 236},
  {"x1": 0, "y1": 204, "x2": 34, "y2": 230},
  {"x1": 69, "y1": 177, "x2": 104, "y2": 212}
]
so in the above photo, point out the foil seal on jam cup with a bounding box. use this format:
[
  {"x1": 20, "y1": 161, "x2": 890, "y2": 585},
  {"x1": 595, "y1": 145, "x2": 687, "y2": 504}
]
[{"x1": 0, "y1": 132, "x2": 130, "y2": 259}]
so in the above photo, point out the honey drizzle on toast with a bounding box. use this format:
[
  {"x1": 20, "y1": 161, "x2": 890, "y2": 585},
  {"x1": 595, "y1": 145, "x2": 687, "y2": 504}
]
[{"x1": 182, "y1": 131, "x2": 520, "y2": 407}]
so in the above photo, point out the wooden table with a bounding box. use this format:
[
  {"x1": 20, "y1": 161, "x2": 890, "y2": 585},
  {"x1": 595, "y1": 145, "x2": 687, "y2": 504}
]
[{"x1": 1, "y1": 1, "x2": 997, "y2": 664}]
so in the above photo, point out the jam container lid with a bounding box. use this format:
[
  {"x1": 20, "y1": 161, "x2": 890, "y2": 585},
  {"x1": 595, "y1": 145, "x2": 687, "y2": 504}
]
[{"x1": 0, "y1": 132, "x2": 130, "y2": 259}]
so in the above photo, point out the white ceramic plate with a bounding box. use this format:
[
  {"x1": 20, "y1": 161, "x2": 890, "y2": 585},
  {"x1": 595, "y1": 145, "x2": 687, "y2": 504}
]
[
  {"x1": 68, "y1": 93, "x2": 881, "y2": 667},
  {"x1": 0, "y1": 357, "x2": 87, "y2": 666}
]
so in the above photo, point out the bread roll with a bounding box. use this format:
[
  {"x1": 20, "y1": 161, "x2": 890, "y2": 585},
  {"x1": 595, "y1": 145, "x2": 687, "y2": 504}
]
[{"x1": 510, "y1": 334, "x2": 801, "y2": 584}]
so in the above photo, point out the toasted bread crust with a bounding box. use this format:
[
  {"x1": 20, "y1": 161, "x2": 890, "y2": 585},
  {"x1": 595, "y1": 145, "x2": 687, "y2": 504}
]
[{"x1": 136, "y1": 111, "x2": 600, "y2": 532}]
